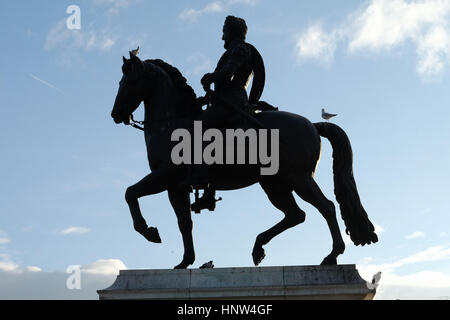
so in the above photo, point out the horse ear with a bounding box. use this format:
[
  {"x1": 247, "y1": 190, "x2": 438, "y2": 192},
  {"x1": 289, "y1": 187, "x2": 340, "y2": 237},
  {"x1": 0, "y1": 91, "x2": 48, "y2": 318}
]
[
  {"x1": 123, "y1": 56, "x2": 128, "y2": 64},
  {"x1": 129, "y1": 51, "x2": 144, "y2": 69}
]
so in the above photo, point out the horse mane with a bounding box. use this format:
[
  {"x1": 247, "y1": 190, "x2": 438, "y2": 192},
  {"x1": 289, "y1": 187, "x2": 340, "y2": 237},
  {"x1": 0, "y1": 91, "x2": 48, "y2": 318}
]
[{"x1": 145, "y1": 59, "x2": 198, "y2": 110}]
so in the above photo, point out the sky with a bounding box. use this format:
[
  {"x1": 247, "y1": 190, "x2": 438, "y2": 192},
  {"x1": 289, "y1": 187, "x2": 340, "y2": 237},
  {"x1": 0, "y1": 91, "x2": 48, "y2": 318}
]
[{"x1": 1, "y1": 0, "x2": 450, "y2": 300}]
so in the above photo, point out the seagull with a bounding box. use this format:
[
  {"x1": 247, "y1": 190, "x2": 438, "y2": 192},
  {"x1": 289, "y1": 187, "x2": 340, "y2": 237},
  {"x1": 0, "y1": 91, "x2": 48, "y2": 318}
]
[{"x1": 321, "y1": 108, "x2": 337, "y2": 121}]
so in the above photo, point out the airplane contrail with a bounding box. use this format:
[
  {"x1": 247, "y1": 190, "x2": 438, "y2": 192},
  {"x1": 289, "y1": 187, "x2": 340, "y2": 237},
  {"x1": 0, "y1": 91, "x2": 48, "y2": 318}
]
[{"x1": 29, "y1": 73, "x2": 63, "y2": 93}]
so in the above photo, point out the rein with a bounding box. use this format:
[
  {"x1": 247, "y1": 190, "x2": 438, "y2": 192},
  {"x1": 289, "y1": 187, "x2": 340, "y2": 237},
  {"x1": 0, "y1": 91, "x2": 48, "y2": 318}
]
[
  {"x1": 125, "y1": 63, "x2": 210, "y2": 132},
  {"x1": 126, "y1": 107, "x2": 201, "y2": 132},
  {"x1": 126, "y1": 97, "x2": 208, "y2": 132},
  {"x1": 127, "y1": 115, "x2": 145, "y2": 131}
]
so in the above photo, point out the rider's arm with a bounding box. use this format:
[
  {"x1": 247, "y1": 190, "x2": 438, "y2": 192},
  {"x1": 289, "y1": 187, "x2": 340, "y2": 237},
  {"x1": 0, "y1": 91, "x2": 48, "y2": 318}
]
[
  {"x1": 202, "y1": 45, "x2": 247, "y2": 88},
  {"x1": 213, "y1": 45, "x2": 246, "y2": 83}
]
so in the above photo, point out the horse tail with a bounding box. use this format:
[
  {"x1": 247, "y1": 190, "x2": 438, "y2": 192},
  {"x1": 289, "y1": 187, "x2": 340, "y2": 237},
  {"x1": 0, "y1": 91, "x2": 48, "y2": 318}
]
[{"x1": 314, "y1": 122, "x2": 378, "y2": 246}]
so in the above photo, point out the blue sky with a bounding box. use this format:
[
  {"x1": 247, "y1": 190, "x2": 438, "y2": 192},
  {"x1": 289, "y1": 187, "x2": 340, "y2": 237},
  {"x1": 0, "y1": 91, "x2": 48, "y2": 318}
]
[{"x1": 1, "y1": 0, "x2": 450, "y2": 299}]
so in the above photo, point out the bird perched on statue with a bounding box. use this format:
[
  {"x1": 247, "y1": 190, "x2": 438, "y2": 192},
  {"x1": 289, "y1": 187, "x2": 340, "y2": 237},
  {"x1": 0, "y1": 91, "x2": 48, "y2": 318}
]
[
  {"x1": 130, "y1": 46, "x2": 140, "y2": 56},
  {"x1": 321, "y1": 108, "x2": 337, "y2": 121},
  {"x1": 366, "y1": 271, "x2": 382, "y2": 290},
  {"x1": 199, "y1": 261, "x2": 214, "y2": 269}
]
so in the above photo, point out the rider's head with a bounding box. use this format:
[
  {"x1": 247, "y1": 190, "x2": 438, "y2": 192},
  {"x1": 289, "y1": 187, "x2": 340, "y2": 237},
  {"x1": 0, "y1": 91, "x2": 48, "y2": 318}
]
[{"x1": 222, "y1": 16, "x2": 247, "y2": 49}]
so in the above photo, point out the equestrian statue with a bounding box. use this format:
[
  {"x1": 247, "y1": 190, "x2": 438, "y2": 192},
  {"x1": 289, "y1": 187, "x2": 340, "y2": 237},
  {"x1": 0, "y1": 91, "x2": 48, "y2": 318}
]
[{"x1": 110, "y1": 16, "x2": 378, "y2": 269}]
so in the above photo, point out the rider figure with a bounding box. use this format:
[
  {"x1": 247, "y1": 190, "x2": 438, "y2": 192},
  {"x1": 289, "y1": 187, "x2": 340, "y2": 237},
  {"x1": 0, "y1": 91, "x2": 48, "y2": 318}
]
[{"x1": 190, "y1": 15, "x2": 265, "y2": 212}]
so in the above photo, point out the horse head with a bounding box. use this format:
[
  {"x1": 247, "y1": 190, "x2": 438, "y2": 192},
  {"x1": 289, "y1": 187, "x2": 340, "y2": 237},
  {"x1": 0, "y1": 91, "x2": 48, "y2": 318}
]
[{"x1": 111, "y1": 51, "x2": 148, "y2": 124}]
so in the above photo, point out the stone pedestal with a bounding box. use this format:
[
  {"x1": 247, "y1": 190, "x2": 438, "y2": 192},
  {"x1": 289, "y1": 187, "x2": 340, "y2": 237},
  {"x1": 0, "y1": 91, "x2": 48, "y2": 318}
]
[{"x1": 97, "y1": 264, "x2": 375, "y2": 300}]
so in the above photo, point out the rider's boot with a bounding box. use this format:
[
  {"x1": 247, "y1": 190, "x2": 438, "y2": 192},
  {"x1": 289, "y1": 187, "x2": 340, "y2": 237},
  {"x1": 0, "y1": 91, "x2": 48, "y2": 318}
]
[
  {"x1": 189, "y1": 163, "x2": 217, "y2": 212},
  {"x1": 191, "y1": 186, "x2": 217, "y2": 212}
]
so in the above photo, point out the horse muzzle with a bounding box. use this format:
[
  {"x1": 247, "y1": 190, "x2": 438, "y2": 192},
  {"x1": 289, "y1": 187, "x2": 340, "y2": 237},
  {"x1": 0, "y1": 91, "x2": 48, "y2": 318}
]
[
  {"x1": 111, "y1": 112, "x2": 132, "y2": 125},
  {"x1": 111, "y1": 112, "x2": 123, "y2": 124}
]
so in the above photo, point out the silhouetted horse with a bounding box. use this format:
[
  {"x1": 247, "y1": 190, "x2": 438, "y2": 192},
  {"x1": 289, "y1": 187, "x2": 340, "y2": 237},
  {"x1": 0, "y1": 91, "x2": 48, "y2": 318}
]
[{"x1": 111, "y1": 52, "x2": 378, "y2": 269}]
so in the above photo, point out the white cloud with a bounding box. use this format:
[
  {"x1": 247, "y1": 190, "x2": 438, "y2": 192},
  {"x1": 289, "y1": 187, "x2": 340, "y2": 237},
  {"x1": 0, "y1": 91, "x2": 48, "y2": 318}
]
[
  {"x1": 0, "y1": 254, "x2": 20, "y2": 272},
  {"x1": 60, "y1": 226, "x2": 90, "y2": 235},
  {"x1": 45, "y1": 20, "x2": 117, "y2": 53},
  {"x1": 0, "y1": 257, "x2": 125, "y2": 299},
  {"x1": 180, "y1": 0, "x2": 257, "y2": 21},
  {"x1": 416, "y1": 25, "x2": 450, "y2": 75},
  {"x1": 382, "y1": 270, "x2": 450, "y2": 288},
  {"x1": 373, "y1": 223, "x2": 385, "y2": 234},
  {"x1": 360, "y1": 266, "x2": 450, "y2": 299},
  {"x1": 186, "y1": 53, "x2": 214, "y2": 77},
  {"x1": 341, "y1": 231, "x2": 353, "y2": 246},
  {"x1": 228, "y1": 0, "x2": 257, "y2": 4},
  {"x1": 405, "y1": 231, "x2": 426, "y2": 240},
  {"x1": 0, "y1": 254, "x2": 41, "y2": 274},
  {"x1": 349, "y1": 0, "x2": 450, "y2": 77},
  {"x1": 26, "y1": 266, "x2": 42, "y2": 273},
  {"x1": 357, "y1": 245, "x2": 450, "y2": 299},
  {"x1": 94, "y1": 0, "x2": 140, "y2": 16},
  {"x1": 0, "y1": 230, "x2": 10, "y2": 244},
  {"x1": 180, "y1": 2, "x2": 224, "y2": 22},
  {"x1": 0, "y1": 230, "x2": 11, "y2": 245},
  {"x1": 367, "y1": 245, "x2": 450, "y2": 271},
  {"x1": 398, "y1": 245, "x2": 450, "y2": 266},
  {"x1": 81, "y1": 259, "x2": 126, "y2": 276},
  {"x1": 0, "y1": 256, "x2": 126, "y2": 277},
  {"x1": 359, "y1": 256, "x2": 374, "y2": 264},
  {"x1": 348, "y1": 0, "x2": 450, "y2": 51},
  {"x1": 295, "y1": 23, "x2": 338, "y2": 64},
  {"x1": 122, "y1": 34, "x2": 148, "y2": 53},
  {"x1": 362, "y1": 245, "x2": 450, "y2": 273},
  {"x1": 296, "y1": 0, "x2": 450, "y2": 77},
  {"x1": 0, "y1": 270, "x2": 114, "y2": 299}
]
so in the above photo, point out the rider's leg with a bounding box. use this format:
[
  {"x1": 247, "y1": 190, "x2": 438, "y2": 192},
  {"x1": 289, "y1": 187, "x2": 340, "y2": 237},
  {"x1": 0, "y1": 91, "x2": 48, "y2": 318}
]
[
  {"x1": 191, "y1": 187, "x2": 217, "y2": 213},
  {"x1": 188, "y1": 106, "x2": 222, "y2": 186},
  {"x1": 189, "y1": 105, "x2": 228, "y2": 211}
]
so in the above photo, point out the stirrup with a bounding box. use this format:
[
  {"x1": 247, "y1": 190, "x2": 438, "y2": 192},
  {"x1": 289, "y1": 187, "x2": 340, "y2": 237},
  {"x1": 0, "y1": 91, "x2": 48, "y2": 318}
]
[{"x1": 191, "y1": 189, "x2": 222, "y2": 214}]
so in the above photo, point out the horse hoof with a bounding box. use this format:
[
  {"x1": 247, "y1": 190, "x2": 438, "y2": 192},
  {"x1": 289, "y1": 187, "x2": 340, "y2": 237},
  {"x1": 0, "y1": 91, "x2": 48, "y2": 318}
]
[
  {"x1": 320, "y1": 256, "x2": 337, "y2": 266},
  {"x1": 141, "y1": 227, "x2": 162, "y2": 243},
  {"x1": 174, "y1": 256, "x2": 195, "y2": 269},
  {"x1": 252, "y1": 247, "x2": 266, "y2": 266}
]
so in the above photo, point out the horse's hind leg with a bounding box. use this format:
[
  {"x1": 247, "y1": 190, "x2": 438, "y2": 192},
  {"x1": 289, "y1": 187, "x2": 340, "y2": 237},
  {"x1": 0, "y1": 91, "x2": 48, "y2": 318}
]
[
  {"x1": 253, "y1": 182, "x2": 306, "y2": 266},
  {"x1": 294, "y1": 177, "x2": 345, "y2": 265},
  {"x1": 168, "y1": 187, "x2": 195, "y2": 269},
  {"x1": 125, "y1": 169, "x2": 171, "y2": 243}
]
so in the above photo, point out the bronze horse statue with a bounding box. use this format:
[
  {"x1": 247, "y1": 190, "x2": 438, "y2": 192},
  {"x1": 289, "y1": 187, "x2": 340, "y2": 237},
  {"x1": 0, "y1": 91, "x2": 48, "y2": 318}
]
[{"x1": 111, "y1": 52, "x2": 378, "y2": 269}]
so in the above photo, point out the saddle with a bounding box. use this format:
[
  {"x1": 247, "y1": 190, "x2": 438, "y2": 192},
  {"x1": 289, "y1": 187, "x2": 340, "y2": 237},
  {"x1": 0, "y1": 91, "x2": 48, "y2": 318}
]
[
  {"x1": 248, "y1": 100, "x2": 279, "y2": 113},
  {"x1": 189, "y1": 99, "x2": 279, "y2": 214}
]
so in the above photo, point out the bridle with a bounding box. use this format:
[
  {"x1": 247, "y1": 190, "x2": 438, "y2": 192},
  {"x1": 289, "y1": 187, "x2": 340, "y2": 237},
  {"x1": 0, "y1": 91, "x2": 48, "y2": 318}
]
[
  {"x1": 127, "y1": 114, "x2": 145, "y2": 131},
  {"x1": 125, "y1": 93, "x2": 211, "y2": 132},
  {"x1": 125, "y1": 107, "x2": 201, "y2": 132},
  {"x1": 123, "y1": 62, "x2": 211, "y2": 132}
]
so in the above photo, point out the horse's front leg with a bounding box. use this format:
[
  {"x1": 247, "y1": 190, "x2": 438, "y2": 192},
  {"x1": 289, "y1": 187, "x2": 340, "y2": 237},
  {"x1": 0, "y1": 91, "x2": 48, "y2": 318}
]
[
  {"x1": 125, "y1": 169, "x2": 172, "y2": 243},
  {"x1": 168, "y1": 187, "x2": 195, "y2": 269}
]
